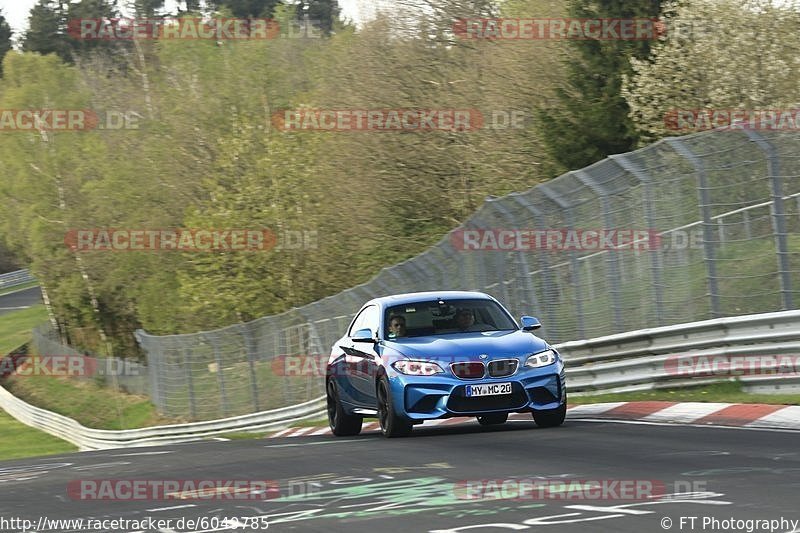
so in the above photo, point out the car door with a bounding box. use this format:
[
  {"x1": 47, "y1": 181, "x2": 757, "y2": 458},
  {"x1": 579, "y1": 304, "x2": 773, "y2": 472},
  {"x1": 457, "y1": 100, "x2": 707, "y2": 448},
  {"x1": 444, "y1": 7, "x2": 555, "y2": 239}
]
[
  {"x1": 334, "y1": 305, "x2": 376, "y2": 406},
  {"x1": 345, "y1": 304, "x2": 382, "y2": 407}
]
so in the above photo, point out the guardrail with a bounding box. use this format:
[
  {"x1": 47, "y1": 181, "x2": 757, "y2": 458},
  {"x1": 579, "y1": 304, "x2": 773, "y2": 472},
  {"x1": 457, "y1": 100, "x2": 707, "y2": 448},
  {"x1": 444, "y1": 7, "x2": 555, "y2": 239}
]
[
  {"x1": 1, "y1": 310, "x2": 798, "y2": 450},
  {"x1": 0, "y1": 269, "x2": 34, "y2": 291},
  {"x1": 0, "y1": 387, "x2": 325, "y2": 451},
  {"x1": 557, "y1": 309, "x2": 800, "y2": 395}
]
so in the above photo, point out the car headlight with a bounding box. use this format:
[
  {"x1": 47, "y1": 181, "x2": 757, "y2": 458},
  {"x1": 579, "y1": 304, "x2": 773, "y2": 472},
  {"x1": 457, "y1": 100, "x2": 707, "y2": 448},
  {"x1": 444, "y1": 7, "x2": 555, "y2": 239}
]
[
  {"x1": 524, "y1": 349, "x2": 557, "y2": 368},
  {"x1": 392, "y1": 360, "x2": 444, "y2": 376}
]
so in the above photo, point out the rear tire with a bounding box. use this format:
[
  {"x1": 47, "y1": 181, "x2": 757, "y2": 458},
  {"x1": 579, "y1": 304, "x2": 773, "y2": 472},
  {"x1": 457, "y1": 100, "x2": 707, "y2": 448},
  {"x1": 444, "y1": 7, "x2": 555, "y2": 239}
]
[
  {"x1": 532, "y1": 401, "x2": 566, "y2": 428},
  {"x1": 327, "y1": 380, "x2": 362, "y2": 436},
  {"x1": 477, "y1": 413, "x2": 508, "y2": 426},
  {"x1": 377, "y1": 376, "x2": 413, "y2": 438}
]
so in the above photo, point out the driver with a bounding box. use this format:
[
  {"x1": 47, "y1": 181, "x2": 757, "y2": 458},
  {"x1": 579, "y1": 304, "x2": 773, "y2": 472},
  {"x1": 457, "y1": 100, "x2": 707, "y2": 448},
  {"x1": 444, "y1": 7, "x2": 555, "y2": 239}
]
[
  {"x1": 388, "y1": 315, "x2": 407, "y2": 338},
  {"x1": 455, "y1": 308, "x2": 480, "y2": 332}
]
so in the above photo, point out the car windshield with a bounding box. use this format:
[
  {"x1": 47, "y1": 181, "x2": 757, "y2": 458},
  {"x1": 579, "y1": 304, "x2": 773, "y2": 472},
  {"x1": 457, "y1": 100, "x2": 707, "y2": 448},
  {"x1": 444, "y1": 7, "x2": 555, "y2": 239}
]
[{"x1": 384, "y1": 298, "x2": 518, "y2": 339}]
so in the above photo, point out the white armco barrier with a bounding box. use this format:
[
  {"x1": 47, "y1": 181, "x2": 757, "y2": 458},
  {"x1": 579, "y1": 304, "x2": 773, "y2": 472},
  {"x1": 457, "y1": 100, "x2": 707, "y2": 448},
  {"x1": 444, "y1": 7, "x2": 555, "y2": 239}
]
[{"x1": 1, "y1": 310, "x2": 798, "y2": 450}]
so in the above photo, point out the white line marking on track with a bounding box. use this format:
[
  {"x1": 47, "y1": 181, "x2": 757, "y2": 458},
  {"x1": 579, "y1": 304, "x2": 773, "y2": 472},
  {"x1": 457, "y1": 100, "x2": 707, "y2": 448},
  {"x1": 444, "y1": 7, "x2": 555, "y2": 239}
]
[
  {"x1": 146, "y1": 504, "x2": 197, "y2": 512},
  {"x1": 72, "y1": 461, "x2": 131, "y2": 470},
  {"x1": 110, "y1": 451, "x2": 174, "y2": 456},
  {"x1": 265, "y1": 439, "x2": 363, "y2": 448},
  {"x1": 0, "y1": 286, "x2": 39, "y2": 297},
  {"x1": 571, "y1": 417, "x2": 800, "y2": 433}
]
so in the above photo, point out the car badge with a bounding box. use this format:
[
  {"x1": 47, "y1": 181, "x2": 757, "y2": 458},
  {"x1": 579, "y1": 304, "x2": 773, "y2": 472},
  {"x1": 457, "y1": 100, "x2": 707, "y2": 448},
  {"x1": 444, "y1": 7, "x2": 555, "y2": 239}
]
[{"x1": 479, "y1": 354, "x2": 488, "y2": 359}]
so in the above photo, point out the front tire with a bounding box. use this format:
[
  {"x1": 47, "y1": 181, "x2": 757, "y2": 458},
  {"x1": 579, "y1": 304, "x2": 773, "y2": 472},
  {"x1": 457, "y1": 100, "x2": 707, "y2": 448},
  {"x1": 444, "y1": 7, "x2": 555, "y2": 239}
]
[
  {"x1": 477, "y1": 413, "x2": 508, "y2": 426},
  {"x1": 327, "y1": 380, "x2": 362, "y2": 436},
  {"x1": 377, "y1": 376, "x2": 412, "y2": 438},
  {"x1": 532, "y1": 401, "x2": 566, "y2": 428}
]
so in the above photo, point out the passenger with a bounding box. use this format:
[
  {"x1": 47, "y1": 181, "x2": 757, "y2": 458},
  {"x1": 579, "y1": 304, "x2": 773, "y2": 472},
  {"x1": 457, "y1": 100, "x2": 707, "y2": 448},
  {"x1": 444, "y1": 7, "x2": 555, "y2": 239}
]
[{"x1": 388, "y1": 315, "x2": 407, "y2": 338}]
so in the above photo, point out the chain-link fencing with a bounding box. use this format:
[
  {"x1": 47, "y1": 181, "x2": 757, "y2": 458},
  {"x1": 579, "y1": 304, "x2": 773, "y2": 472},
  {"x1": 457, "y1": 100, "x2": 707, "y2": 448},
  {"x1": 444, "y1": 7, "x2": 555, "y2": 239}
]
[
  {"x1": 30, "y1": 325, "x2": 150, "y2": 396},
  {"x1": 135, "y1": 128, "x2": 800, "y2": 419}
]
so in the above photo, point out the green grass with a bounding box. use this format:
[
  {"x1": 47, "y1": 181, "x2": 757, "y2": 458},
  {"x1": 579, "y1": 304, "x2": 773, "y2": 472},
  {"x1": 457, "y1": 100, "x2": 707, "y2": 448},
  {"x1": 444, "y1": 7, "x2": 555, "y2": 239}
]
[
  {"x1": 570, "y1": 381, "x2": 800, "y2": 406},
  {"x1": 0, "y1": 281, "x2": 39, "y2": 297},
  {"x1": 0, "y1": 304, "x2": 78, "y2": 460},
  {"x1": 0, "y1": 304, "x2": 177, "y2": 432},
  {"x1": 215, "y1": 432, "x2": 270, "y2": 440},
  {"x1": 2, "y1": 374, "x2": 179, "y2": 430},
  {"x1": 0, "y1": 305, "x2": 49, "y2": 355},
  {"x1": 289, "y1": 417, "x2": 328, "y2": 428},
  {"x1": 0, "y1": 409, "x2": 77, "y2": 460},
  {"x1": 153, "y1": 355, "x2": 324, "y2": 421}
]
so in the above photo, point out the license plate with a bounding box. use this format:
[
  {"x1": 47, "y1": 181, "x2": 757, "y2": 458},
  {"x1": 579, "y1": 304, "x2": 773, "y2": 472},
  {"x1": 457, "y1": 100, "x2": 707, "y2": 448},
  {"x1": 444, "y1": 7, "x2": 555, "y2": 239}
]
[{"x1": 465, "y1": 382, "x2": 512, "y2": 397}]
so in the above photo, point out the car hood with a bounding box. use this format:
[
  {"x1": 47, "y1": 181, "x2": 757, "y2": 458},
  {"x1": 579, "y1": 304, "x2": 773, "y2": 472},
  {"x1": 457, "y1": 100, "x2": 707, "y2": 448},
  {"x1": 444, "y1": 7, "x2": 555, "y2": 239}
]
[{"x1": 382, "y1": 330, "x2": 549, "y2": 361}]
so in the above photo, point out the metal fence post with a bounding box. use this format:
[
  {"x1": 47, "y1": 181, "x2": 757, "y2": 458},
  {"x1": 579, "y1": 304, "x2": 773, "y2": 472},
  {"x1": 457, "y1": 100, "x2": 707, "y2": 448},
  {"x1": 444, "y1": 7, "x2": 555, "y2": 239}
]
[
  {"x1": 574, "y1": 170, "x2": 624, "y2": 333},
  {"x1": 136, "y1": 330, "x2": 164, "y2": 414},
  {"x1": 511, "y1": 194, "x2": 560, "y2": 340},
  {"x1": 540, "y1": 184, "x2": 586, "y2": 339},
  {"x1": 209, "y1": 335, "x2": 229, "y2": 417},
  {"x1": 241, "y1": 325, "x2": 261, "y2": 412},
  {"x1": 742, "y1": 129, "x2": 794, "y2": 310},
  {"x1": 469, "y1": 214, "x2": 492, "y2": 292},
  {"x1": 666, "y1": 138, "x2": 722, "y2": 318},
  {"x1": 182, "y1": 347, "x2": 197, "y2": 420},
  {"x1": 610, "y1": 154, "x2": 665, "y2": 326}
]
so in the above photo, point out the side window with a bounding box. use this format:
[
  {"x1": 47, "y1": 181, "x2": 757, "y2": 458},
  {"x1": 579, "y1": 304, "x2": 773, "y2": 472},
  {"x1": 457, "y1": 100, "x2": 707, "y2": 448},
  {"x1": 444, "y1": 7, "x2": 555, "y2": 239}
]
[{"x1": 348, "y1": 305, "x2": 379, "y2": 336}]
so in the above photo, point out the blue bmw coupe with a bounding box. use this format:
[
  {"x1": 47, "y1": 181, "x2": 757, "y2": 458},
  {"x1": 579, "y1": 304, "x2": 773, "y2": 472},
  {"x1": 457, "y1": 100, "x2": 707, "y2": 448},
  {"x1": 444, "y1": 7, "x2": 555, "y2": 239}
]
[{"x1": 325, "y1": 291, "x2": 567, "y2": 437}]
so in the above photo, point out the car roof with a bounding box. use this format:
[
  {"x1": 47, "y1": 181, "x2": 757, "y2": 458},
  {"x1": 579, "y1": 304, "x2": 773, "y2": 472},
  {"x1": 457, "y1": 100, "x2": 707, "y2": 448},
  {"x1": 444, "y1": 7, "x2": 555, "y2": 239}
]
[{"x1": 366, "y1": 291, "x2": 496, "y2": 308}]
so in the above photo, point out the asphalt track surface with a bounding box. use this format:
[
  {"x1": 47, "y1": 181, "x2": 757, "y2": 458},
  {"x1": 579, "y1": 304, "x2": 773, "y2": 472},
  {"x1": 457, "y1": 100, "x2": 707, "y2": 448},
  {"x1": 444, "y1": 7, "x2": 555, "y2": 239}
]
[
  {"x1": 0, "y1": 286, "x2": 42, "y2": 317},
  {"x1": 1, "y1": 418, "x2": 799, "y2": 533}
]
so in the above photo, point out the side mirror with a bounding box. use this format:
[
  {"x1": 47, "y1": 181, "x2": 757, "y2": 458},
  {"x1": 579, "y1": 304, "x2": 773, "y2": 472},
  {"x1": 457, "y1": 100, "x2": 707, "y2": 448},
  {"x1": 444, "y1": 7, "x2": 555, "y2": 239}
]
[
  {"x1": 352, "y1": 328, "x2": 377, "y2": 343},
  {"x1": 520, "y1": 316, "x2": 542, "y2": 331}
]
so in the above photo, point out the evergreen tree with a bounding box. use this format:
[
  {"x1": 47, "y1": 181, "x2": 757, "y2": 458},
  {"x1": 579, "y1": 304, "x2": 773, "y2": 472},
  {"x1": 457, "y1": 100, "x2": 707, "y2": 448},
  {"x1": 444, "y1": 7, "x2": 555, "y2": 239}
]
[
  {"x1": 133, "y1": 0, "x2": 166, "y2": 17},
  {"x1": 295, "y1": 0, "x2": 339, "y2": 35},
  {"x1": 208, "y1": 0, "x2": 283, "y2": 18},
  {"x1": 0, "y1": 9, "x2": 12, "y2": 77},
  {"x1": 23, "y1": 0, "x2": 72, "y2": 63},
  {"x1": 67, "y1": 0, "x2": 120, "y2": 58},
  {"x1": 538, "y1": 0, "x2": 662, "y2": 173},
  {"x1": 23, "y1": 0, "x2": 119, "y2": 64}
]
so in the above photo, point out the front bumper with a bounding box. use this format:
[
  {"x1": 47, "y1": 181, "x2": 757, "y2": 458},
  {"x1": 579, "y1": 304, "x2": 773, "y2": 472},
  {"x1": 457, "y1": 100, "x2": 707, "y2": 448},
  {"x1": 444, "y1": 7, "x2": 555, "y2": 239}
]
[{"x1": 390, "y1": 364, "x2": 566, "y2": 421}]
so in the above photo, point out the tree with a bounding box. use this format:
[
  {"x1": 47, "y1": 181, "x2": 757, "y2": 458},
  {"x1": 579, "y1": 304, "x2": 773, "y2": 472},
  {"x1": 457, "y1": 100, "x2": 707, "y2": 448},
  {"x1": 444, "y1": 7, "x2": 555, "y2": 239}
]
[
  {"x1": 208, "y1": 0, "x2": 283, "y2": 18},
  {"x1": 0, "y1": 9, "x2": 11, "y2": 77},
  {"x1": 22, "y1": 0, "x2": 120, "y2": 64},
  {"x1": 67, "y1": 0, "x2": 121, "y2": 58},
  {"x1": 537, "y1": 0, "x2": 663, "y2": 173},
  {"x1": 623, "y1": 0, "x2": 800, "y2": 142},
  {"x1": 23, "y1": 0, "x2": 72, "y2": 63},
  {"x1": 295, "y1": 0, "x2": 340, "y2": 35},
  {"x1": 133, "y1": 0, "x2": 166, "y2": 17}
]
